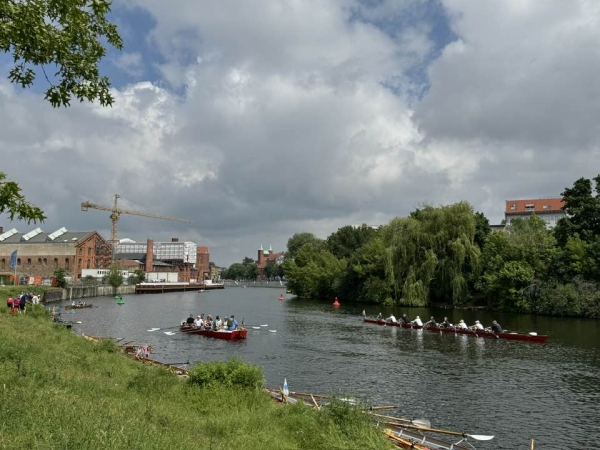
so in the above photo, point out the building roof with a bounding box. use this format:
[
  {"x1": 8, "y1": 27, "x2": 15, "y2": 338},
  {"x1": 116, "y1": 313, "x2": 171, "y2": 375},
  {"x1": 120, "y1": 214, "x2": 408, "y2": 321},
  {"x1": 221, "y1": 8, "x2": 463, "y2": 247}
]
[
  {"x1": 505, "y1": 198, "x2": 565, "y2": 214},
  {"x1": 0, "y1": 227, "x2": 94, "y2": 244}
]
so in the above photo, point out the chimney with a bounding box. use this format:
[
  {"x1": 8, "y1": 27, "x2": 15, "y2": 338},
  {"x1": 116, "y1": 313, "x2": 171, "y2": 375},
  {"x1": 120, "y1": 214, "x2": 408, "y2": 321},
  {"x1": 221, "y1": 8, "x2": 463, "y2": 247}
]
[
  {"x1": 171, "y1": 238, "x2": 179, "y2": 242},
  {"x1": 0, "y1": 226, "x2": 3, "y2": 234},
  {"x1": 146, "y1": 239, "x2": 154, "y2": 272}
]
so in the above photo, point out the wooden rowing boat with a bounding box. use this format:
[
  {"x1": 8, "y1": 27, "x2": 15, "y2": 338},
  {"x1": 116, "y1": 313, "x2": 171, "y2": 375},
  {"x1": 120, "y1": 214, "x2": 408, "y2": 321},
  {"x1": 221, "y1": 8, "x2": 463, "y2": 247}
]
[
  {"x1": 64, "y1": 303, "x2": 93, "y2": 310},
  {"x1": 364, "y1": 319, "x2": 548, "y2": 342},
  {"x1": 179, "y1": 325, "x2": 248, "y2": 340}
]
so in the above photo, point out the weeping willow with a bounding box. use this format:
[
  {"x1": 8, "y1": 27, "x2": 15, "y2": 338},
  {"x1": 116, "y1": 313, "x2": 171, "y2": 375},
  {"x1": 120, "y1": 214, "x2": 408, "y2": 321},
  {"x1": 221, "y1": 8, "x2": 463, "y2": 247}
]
[{"x1": 383, "y1": 202, "x2": 480, "y2": 306}]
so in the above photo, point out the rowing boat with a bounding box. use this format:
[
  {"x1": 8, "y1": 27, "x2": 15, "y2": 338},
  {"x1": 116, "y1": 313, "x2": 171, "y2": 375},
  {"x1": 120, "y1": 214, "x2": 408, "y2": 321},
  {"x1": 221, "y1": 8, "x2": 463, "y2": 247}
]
[
  {"x1": 179, "y1": 325, "x2": 248, "y2": 340},
  {"x1": 64, "y1": 303, "x2": 93, "y2": 310},
  {"x1": 364, "y1": 319, "x2": 548, "y2": 342}
]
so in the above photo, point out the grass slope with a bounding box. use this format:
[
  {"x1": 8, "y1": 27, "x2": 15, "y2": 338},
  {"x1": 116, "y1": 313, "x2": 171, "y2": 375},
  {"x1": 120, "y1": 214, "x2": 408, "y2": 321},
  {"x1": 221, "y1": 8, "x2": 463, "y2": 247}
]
[{"x1": 0, "y1": 307, "x2": 390, "y2": 450}]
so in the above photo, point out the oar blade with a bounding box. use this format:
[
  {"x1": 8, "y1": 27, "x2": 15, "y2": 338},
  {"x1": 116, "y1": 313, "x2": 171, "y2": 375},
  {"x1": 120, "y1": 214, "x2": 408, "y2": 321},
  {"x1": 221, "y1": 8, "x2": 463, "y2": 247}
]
[
  {"x1": 470, "y1": 434, "x2": 495, "y2": 441},
  {"x1": 412, "y1": 419, "x2": 431, "y2": 428}
]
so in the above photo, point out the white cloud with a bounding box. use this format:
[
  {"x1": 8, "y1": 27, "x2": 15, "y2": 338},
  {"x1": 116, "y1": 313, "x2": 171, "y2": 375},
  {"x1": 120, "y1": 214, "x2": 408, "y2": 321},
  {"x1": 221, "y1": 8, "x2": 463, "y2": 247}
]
[
  {"x1": 114, "y1": 51, "x2": 144, "y2": 77},
  {"x1": 1, "y1": 1, "x2": 600, "y2": 265}
]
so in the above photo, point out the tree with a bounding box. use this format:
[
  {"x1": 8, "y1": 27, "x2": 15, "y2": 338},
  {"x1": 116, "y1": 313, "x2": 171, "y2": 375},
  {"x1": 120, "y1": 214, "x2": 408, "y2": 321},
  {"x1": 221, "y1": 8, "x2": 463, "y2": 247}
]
[
  {"x1": 0, "y1": 172, "x2": 45, "y2": 224},
  {"x1": 326, "y1": 225, "x2": 376, "y2": 260},
  {"x1": 0, "y1": 0, "x2": 123, "y2": 107},
  {"x1": 554, "y1": 175, "x2": 600, "y2": 246},
  {"x1": 285, "y1": 245, "x2": 346, "y2": 299},
  {"x1": 53, "y1": 267, "x2": 67, "y2": 288},
  {"x1": 286, "y1": 233, "x2": 325, "y2": 260},
  {"x1": 107, "y1": 263, "x2": 123, "y2": 294},
  {"x1": 128, "y1": 269, "x2": 146, "y2": 285},
  {"x1": 473, "y1": 212, "x2": 491, "y2": 249},
  {"x1": 242, "y1": 257, "x2": 255, "y2": 265}
]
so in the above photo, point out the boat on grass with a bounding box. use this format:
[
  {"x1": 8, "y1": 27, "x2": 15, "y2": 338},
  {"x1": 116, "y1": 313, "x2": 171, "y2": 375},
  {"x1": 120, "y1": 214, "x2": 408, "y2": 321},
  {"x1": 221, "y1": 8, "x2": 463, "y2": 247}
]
[
  {"x1": 363, "y1": 318, "x2": 548, "y2": 342},
  {"x1": 179, "y1": 325, "x2": 248, "y2": 340}
]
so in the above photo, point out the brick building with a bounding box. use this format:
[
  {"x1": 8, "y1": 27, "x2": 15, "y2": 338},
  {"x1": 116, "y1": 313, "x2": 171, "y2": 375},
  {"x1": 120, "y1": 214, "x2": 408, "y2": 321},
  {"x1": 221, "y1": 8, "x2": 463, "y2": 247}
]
[
  {"x1": 196, "y1": 246, "x2": 210, "y2": 280},
  {"x1": 0, "y1": 226, "x2": 112, "y2": 281},
  {"x1": 505, "y1": 198, "x2": 566, "y2": 229},
  {"x1": 256, "y1": 244, "x2": 284, "y2": 278}
]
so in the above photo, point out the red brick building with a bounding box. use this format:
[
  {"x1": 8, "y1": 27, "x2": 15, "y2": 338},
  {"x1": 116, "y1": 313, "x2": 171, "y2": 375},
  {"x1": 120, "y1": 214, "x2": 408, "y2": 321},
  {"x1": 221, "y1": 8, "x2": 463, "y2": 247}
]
[
  {"x1": 196, "y1": 246, "x2": 210, "y2": 280},
  {"x1": 256, "y1": 244, "x2": 284, "y2": 273},
  {"x1": 505, "y1": 198, "x2": 566, "y2": 229}
]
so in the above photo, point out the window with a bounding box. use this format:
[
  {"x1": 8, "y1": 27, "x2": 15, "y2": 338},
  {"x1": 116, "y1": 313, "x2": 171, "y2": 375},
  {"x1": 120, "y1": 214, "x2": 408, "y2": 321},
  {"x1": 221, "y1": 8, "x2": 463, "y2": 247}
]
[
  {"x1": 79, "y1": 248, "x2": 83, "y2": 255},
  {"x1": 17, "y1": 258, "x2": 21, "y2": 266},
  {"x1": 78, "y1": 259, "x2": 82, "y2": 268},
  {"x1": 87, "y1": 248, "x2": 91, "y2": 256},
  {"x1": 510, "y1": 204, "x2": 517, "y2": 210},
  {"x1": 65, "y1": 258, "x2": 69, "y2": 269},
  {"x1": 38, "y1": 258, "x2": 42, "y2": 265},
  {"x1": 54, "y1": 258, "x2": 58, "y2": 268},
  {"x1": 87, "y1": 259, "x2": 91, "y2": 269},
  {"x1": 27, "y1": 258, "x2": 31, "y2": 267},
  {"x1": 1, "y1": 259, "x2": 4, "y2": 270},
  {"x1": 525, "y1": 204, "x2": 535, "y2": 211},
  {"x1": 43, "y1": 258, "x2": 47, "y2": 265}
]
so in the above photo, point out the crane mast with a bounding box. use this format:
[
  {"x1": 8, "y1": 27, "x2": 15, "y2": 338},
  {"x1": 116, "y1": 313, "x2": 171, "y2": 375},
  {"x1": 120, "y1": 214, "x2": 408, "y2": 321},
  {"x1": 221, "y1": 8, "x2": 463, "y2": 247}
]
[{"x1": 81, "y1": 194, "x2": 191, "y2": 258}]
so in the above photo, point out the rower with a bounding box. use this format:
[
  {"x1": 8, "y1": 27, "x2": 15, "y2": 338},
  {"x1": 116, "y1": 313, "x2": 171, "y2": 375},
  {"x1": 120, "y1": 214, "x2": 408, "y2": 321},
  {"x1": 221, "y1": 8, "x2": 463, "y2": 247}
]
[
  {"x1": 412, "y1": 316, "x2": 423, "y2": 327},
  {"x1": 194, "y1": 315, "x2": 203, "y2": 327},
  {"x1": 376, "y1": 312, "x2": 383, "y2": 321},
  {"x1": 400, "y1": 314, "x2": 410, "y2": 325},
  {"x1": 186, "y1": 314, "x2": 195, "y2": 325},
  {"x1": 456, "y1": 319, "x2": 468, "y2": 330},
  {"x1": 424, "y1": 316, "x2": 437, "y2": 328},
  {"x1": 471, "y1": 320, "x2": 484, "y2": 330},
  {"x1": 441, "y1": 317, "x2": 452, "y2": 328},
  {"x1": 491, "y1": 320, "x2": 503, "y2": 333},
  {"x1": 386, "y1": 314, "x2": 398, "y2": 323}
]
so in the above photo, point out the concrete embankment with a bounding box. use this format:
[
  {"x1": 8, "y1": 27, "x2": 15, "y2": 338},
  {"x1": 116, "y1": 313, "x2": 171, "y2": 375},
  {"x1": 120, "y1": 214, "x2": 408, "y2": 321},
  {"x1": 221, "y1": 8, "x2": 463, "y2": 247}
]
[{"x1": 43, "y1": 285, "x2": 136, "y2": 302}]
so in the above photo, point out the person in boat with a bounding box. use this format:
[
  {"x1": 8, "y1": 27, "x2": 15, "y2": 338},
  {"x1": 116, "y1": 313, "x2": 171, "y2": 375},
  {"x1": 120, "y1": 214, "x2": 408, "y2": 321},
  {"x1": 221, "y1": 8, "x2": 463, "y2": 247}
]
[
  {"x1": 412, "y1": 315, "x2": 423, "y2": 326},
  {"x1": 441, "y1": 317, "x2": 452, "y2": 328},
  {"x1": 204, "y1": 315, "x2": 213, "y2": 329},
  {"x1": 78, "y1": 300, "x2": 84, "y2": 306},
  {"x1": 213, "y1": 315, "x2": 221, "y2": 331},
  {"x1": 186, "y1": 314, "x2": 195, "y2": 326},
  {"x1": 227, "y1": 315, "x2": 238, "y2": 331},
  {"x1": 456, "y1": 319, "x2": 468, "y2": 330},
  {"x1": 400, "y1": 314, "x2": 410, "y2": 325},
  {"x1": 386, "y1": 314, "x2": 397, "y2": 323},
  {"x1": 424, "y1": 316, "x2": 437, "y2": 328},
  {"x1": 470, "y1": 320, "x2": 484, "y2": 330},
  {"x1": 376, "y1": 312, "x2": 383, "y2": 321},
  {"x1": 490, "y1": 320, "x2": 503, "y2": 333},
  {"x1": 194, "y1": 315, "x2": 203, "y2": 328}
]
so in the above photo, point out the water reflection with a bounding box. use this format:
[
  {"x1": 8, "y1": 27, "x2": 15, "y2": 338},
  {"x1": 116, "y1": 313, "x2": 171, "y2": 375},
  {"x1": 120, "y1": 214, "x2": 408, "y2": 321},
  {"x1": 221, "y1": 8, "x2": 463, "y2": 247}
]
[{"x1": 70, "y1": 289, "x2": 600, "y2": 449}]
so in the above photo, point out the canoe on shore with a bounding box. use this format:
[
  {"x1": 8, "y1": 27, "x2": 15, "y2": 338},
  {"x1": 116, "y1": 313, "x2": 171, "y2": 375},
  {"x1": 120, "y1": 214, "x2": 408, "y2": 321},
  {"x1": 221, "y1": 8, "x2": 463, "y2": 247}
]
[
  {"x1": 363, "y1": 319, "x2": 548, "y2": 342},
  {"x1": 179, "y1": 325, "x2": 248, "y2": 340}
]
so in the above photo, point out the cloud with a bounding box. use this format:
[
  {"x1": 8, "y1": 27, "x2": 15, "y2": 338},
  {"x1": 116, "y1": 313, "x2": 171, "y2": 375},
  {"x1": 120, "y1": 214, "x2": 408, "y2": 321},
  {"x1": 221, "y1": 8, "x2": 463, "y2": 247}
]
[
  {"x1": 1, "y1": 1, "x2": 599, "y2": 266},
  {"x1": 114, "y1": 52, "x2": 144, "y2": 77}
]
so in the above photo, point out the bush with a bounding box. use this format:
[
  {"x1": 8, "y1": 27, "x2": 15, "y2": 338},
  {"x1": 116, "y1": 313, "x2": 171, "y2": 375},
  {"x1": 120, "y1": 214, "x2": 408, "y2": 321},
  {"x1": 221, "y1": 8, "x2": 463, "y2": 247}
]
[{"x1": 188, "y1": 356, "x2": 264, "y2": 389}]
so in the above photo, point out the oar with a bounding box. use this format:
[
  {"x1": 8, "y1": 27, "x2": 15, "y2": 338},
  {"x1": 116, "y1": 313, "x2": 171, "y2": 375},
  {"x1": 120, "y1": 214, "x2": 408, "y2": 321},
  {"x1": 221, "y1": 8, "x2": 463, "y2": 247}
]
[
  {"x1": 383, "y1": 429, "x2": 429, "y2": 450},
  {"x1": 310, "y1": 394, "x2": 321, "y2": 410},
  {"x1": 367, "y1": 405, "x2": 398, "y2": 411},
  {"x1": 380, "y1": 421, "x2": 494, "y2": 441},
  {"x1": 369, "y1": 412, "x2": 431, "y2": 428}
]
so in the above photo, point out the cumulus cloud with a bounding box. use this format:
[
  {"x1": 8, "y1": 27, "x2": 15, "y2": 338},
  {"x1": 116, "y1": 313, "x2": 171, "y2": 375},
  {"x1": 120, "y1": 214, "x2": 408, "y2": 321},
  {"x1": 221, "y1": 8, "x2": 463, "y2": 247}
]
[{"x1": 1, "y1": 0, "x2": 598, "y2": 265}]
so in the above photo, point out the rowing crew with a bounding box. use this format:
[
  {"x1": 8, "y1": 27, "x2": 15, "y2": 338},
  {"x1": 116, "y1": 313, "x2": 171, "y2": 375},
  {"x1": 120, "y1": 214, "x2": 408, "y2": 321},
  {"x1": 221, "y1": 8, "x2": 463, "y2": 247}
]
[
  {"x1": 372, "y1": 311, "x2": 503, "y2": 333},
  {"x1": 183, "y1": 313, "x2": 239, "y2": 331}
]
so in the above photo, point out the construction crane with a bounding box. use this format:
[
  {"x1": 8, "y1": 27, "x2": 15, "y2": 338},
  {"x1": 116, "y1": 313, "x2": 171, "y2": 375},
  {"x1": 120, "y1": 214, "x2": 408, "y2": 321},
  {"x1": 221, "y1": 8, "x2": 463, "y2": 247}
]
[{"x1": 81, "y1": 194, "x2": 191, "y2": 255}]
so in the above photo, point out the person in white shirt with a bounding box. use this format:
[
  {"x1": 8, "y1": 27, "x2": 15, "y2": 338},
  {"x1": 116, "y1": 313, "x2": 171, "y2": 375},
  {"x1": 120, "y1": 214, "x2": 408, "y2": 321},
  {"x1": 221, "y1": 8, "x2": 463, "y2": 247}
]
[
  {"x1": 471, "y1": 320, "x2": 484, "y2": 330},
  {"x1": 386, "y1": 314, "x2": 397, "y2": 323},
  {"x1": 194, "y1": 315, "x2": 203, "y2": 327},
  {"x1": 457, "y1": 319, "x2": 468, "y2": 329},
  {"x1": 412, "y1": 316, "x2": 423, "y2": 327}
]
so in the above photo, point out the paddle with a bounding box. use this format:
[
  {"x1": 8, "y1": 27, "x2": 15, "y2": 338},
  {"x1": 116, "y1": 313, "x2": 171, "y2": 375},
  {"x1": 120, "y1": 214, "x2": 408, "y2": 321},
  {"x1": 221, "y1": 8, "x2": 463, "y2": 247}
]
[
  {"x1": 369, "y1": 412, "x2": 431, "y2": 428},
  {"x1": 380, "y1": 421, "x2": 494, "y2": 441},
  {"x1": 383, "y1": 429, "x2": 429, "y2": 450},
  {"x1": 310, "y1": 394, "x2": 321, "y2": 410}
]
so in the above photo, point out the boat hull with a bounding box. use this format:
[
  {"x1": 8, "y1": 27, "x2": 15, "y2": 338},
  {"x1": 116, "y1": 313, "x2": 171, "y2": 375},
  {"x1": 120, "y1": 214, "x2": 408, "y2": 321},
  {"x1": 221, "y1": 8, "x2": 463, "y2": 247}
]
[
  {"x1": 180, "y1": 326, "x2": 248, "y2": 340},
  {"x1": 363, "y1": 319, "x2": 548, "y2": 342},
  {"x1": 64, "y1": 304, "x2": 92, "y2": 310}
]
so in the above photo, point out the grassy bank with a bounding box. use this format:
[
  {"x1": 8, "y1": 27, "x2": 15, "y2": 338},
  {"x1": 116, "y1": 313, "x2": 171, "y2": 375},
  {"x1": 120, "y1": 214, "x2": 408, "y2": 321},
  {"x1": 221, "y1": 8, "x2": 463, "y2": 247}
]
[
  {"x1": 0, "y1": 285, "x2": 60, "y2": 299},
  {"x1": 0, "y1": 307, "x2": 389, "y2": 450}
]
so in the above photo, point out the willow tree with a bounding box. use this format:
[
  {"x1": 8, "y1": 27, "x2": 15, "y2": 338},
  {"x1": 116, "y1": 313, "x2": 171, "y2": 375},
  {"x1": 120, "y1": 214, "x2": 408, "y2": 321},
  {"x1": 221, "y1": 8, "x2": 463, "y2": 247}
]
[{"x1": 383, "y1": 202, "x2": 480, "y2": 306}]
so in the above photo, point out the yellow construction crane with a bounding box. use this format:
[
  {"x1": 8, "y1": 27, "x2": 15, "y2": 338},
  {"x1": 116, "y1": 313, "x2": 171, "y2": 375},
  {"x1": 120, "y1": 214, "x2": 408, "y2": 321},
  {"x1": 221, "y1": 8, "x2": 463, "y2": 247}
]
[{"x1": 81, "y1": 194, "x2": 191, "y2": 252}]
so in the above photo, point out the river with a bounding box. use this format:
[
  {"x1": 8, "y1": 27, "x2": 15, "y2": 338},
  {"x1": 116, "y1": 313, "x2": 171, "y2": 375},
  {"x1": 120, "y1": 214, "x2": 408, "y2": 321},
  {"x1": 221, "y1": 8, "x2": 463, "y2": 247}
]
[{"x1": 66, "y1": 287, "x2": 599, "y2": 449}]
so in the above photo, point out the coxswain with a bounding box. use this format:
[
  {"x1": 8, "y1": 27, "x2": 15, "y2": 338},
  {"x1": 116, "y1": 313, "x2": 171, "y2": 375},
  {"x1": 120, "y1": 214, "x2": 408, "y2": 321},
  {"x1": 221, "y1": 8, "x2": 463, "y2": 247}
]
[
  {"x1": 186, "y1": 314, "x2": 195, "y2": 325},
  {"x1": 491, "y1": 320, "x2": 503, "y2": 333},
  {"x1": 424, "y1": 316, "x2": 437, "y2": 328},
  {"x1": 470, "y1": 320, "x2": 484, "y2": 330},
  {"x1": 456, "y1": 319, "x2": 468, "y2": 329},
  {"x1": 401, "y1": 314, "x2": 410, "y2": 325},
  {"x1": 412, "y1": 315, "x2": 423, "y2": 327},
  {"x1": 386, "y1": 314, "x2": 398, "y2": 323}
]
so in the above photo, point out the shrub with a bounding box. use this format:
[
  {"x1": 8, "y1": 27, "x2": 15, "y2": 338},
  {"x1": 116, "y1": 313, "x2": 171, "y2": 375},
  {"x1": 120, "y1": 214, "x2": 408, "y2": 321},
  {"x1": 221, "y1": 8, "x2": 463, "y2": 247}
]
[{"x1": 188, "y1": 356, "x2": 264, "y2": 389}]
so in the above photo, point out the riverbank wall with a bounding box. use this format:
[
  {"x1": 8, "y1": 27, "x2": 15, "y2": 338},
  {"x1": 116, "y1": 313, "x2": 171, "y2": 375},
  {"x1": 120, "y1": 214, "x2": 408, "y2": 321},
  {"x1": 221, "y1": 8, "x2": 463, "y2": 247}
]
[{"x1": 43, "y1": 285, "x2": 137, "y2": 303}]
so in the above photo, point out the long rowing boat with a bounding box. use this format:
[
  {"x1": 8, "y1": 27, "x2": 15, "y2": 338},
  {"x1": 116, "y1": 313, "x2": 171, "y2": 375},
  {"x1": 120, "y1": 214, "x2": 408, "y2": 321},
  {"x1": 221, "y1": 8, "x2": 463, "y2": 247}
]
[
  {"x1": 363, "y1": 318, "x2": 548, "y2": 342},
  {"x1": 179, "y1": 325, "x2": 248, "y2": 340},
  {"x1": 64, "y1": 303, "x2": 93, "y2": 310}
]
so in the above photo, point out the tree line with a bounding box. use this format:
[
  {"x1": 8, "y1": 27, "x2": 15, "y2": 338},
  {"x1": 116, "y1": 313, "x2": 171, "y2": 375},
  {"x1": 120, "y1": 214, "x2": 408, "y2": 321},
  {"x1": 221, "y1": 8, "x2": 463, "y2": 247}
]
[{"x1": 283, "y1": 175, "x2": 600, "y2": 319}]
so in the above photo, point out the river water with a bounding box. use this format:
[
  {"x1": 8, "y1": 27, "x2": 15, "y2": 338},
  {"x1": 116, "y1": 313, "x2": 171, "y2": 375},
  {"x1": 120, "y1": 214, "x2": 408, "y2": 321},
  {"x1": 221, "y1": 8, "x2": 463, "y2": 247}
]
[{"x1": 67, "y1": 288, "x2": 599, "y2": 449}]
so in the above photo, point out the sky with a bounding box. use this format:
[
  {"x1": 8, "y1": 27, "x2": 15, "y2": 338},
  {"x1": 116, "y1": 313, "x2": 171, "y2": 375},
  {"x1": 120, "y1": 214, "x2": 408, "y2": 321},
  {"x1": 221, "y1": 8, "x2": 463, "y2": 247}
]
[{"x1": 1, "y1": 0, "x2": 599, "y2": 267}]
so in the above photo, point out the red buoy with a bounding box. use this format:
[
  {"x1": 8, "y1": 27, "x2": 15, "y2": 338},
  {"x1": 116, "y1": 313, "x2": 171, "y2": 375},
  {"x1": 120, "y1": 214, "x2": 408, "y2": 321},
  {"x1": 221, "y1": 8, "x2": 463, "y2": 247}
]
[
  {"x1": 333, "y1": 296, "x2": 340, "y2": 307},
  {"x1": 279, "y1": 294, "x2": 285, "y2": 301}
]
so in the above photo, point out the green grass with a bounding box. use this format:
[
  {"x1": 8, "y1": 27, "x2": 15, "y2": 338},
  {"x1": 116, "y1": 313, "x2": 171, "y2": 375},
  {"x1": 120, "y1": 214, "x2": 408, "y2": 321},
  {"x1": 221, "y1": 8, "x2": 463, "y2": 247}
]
[
  {"x1": 0, "y1": 308, "x2": 390, "y2": 450},
  {"x1": 0, "y1": 285, "x2": 59, "y2": 299}
]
